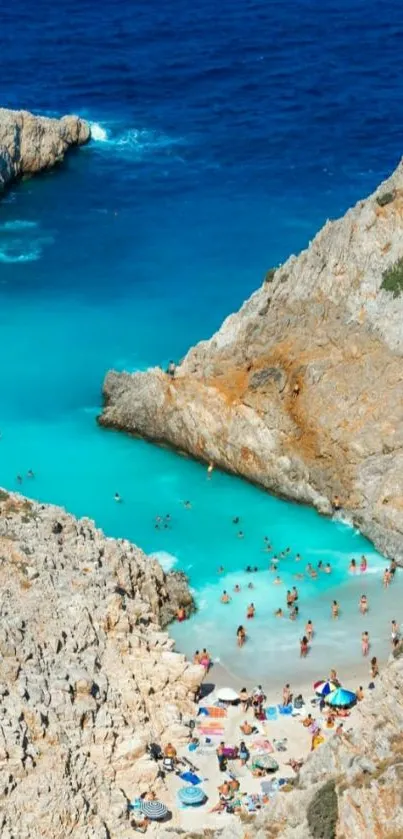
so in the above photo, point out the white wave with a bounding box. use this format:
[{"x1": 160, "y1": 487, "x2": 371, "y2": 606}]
[
  {"x1": 0, "y1": 245, "x2": 42, "y2": 263},
  {"x1": 150, "y1": 550, "x2": 178, "y2": 572},
  {"x1": 0, "y1": 220, "x2": 38, "y2": 231},
  {"x1": 90, "y1": 122, "x2": 109, "y2": 142},
  {"x1": 89, "y1": 120, "x2": 184, "y2": 158}
]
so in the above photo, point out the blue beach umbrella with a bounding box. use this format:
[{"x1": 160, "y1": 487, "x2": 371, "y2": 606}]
[
  {"x1": 178, "y1": 785, "x2": 207, "y2": 806},
  {"x1": 313, "y1": 679, "x2": 337, "y2": 697},
  {"x1": 325, "y1": 688, "x2": 357, "y2": 708},
  {"x1": 139, "y1": 800, "x2": 169, "y2": 820}
]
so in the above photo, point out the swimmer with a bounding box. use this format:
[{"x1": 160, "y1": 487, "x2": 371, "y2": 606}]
[
  {"x1": 207, "y1": 463, "x2": 214, "y2": 478},
  {"x1": 391, "y1": 620, "x2": 400, "y2": 644},
  {"x1": 232, "y1": 516, "x2": 240, "y2": 524},
  {"x1": 217, "y1": 566, "x2": 225, "y2": 573},
  {"x1": 310, "y1": 568, "x2": 318, "y2": 579},
  {"x1": 27, "y1": 470, "x2": 35, "y2": 478},
  {"x1": 349, "y1": 558, "x2": 357, "y2": 573},
  {"x1": 237, "y1": 531, "x2": 244, "y2": 539},
  {"x1": 305, "y1": 619, "x2": 314, "y2": 641},
  {"x1": 290, "y1": 605, "x2": 299, "y2": 620},
  {"x1": 360, "y1": 555, "x2": 367, "y2": 573},
  {"x1": 221, "y1": 590, "x2": 231, "y2": 604},
  {"x1": 294, "y1": 572, "x2": 304, "y2": 580},
  {"x1": 295, "y1": 553, "x2": 301, "y2": 562},
  {"x1": 183, "y1": 500, "x2": 192, "y2": 509},
  {"x1": 286, "y1": 589, "x2": 293, "y2": 607},
  {"x1": 245, "y1": 565, "x2": 252, "y2": 573},
  {"x1": 272, "y1": 555, "x2": 278, "y2": 563},
  {"x1": 359, "y1": 594, "x2": 368, "y2": 615},
  {"x1": 237, "y1": 625, "x2": 246, "y2": 647},
  {"x1": 269, "y1": 562, "x2": 278, "y2": 572},
  {"x1": 390, "y1": 558, "x2": 397, "y2": 577},
  {"x1": 165, "y1": 514, "x2": 171, "y2": 522},
  {"x1": 306, "y1": 563, "x2": 313, "y2": 575},
  {"x1": 284, "y1": 547, "x2": 291, "y2": 555},
  {"x1": 16, "y1": 475, "x2": 23, "y2": 485},
  {"x1": 331, "y1": 600, "x2": 340, "y2": 619},
  {"x1": 324, "y1": 563, "x2": 332, "y2": 574},
  {"x1": 253, "y1": 566, "x2": 258, "y2": 572},
  {"x1": 114, "y1": 492, "x2": 122, "y2": 503},
  {"x1": 246, "y1": 602, "x2": 255, "y2": 619},
  {"x1": 273, "y1": 575, "x2": 282, "y2": 585},
  {"x1": 383, "y1": 568, "x2": 392, "y2": 588},
  {"x1": 300, "y1": 636, "x2": 309, "y2": 657},
  {"x1": 233, "y1": 584, "x2": 241, "y2": 593},
  {"x1": 292, "y1": 585, "x2": 299, "y2": 602},
  {"x1": 317, "y1": 561, "x2": 323, "y2": 570},
  {"x1": 247, "y1": 581, "x2": 254, "y2": 589},
  {"x1": 275, "y1": 608, "x2": 283, "y2": 617},
  {"x1": 177, "y1": 606, "x2": 186, "y2": 622},
  {"x1": 361, "y1": 631, "x2": 370, "y2": 656}
]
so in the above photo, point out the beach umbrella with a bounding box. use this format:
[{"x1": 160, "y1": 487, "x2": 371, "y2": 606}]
[
  {"x1": 139, "y1": 800, "x2": 169, "y2": 820},
  {"x1": 325, "y1": 688, "x2": 357, "y2": 708},
  {"x1": 313, "y1": 679, "x2": 337, "y2": 697},
  {"x1": 216, "y1": 687, "x2": 239, "y2": 702},
  {"x1": 252, "y1": 753, "x2": 279, "y2": 772},
  {"x1": 178, "y1": 786, "x2": 207, "y2": 806}
]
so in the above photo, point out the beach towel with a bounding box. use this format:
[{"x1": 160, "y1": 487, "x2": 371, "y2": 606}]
[
  {"x1": 179, "y1": 771, "x2": 201, "y2": 785},
  {"x1": 278, "y1": 704, "x2": 293, "y2": 715},
  {"x1": 266, "y1": 706, "x2": 278, "y2": 721},
  {"x1": 204, "y1": 706, "x2": 227, "y2": 718},
  {"x1": 250, "y1": 739, "x2": 274, "y2": 753},
  {"x1": 198, "y1": 729, "x2": 224, "y2": 737}
]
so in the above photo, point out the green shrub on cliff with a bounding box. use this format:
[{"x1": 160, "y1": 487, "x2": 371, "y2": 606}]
[
  {"x1": 381, "y1": 257, "x2": 403, "y2": 298},
  {"x1": 307, "y1": 780, "x2": 338, "y2": 839}
]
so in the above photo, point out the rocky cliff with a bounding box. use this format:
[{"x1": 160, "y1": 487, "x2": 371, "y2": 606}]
[
  {"x1": 0, "y1": 108, "x2": 90, "y2": 191},
  {"x1": 100, "y1": 159, "x2": 403, "y2": 560},
  {"x1": 0, "y1": 490, "x2": 202, "y2": 839}
]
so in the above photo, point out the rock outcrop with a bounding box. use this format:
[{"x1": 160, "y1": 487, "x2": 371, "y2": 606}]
[
  {"x1": 99, "y1": 159, "x2": 403, "y2": 559},
  {"x1": 0, "y1": 108, "x2": 90, "y2": 191},
  {"x1": 0, "y1": 490, "x2": 202, "y2": 839}
]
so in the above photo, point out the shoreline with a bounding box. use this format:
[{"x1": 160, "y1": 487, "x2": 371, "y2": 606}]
[{"x1": 200, "y1": 656, "x2": 382, "y2": 703}]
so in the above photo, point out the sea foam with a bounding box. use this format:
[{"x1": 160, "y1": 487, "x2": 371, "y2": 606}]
[{"x1": 150, "y1": 550, "x2": 178, "y2": 572}]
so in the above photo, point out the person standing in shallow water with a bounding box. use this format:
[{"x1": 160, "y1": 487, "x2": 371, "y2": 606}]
[
  {"x1": 331, "y1": 600, "x2": 340, "y2": 619},
  {"x1": 237, "y1": 625, "x2": 246, "y2": 647},
  {"x1": 361, "y1": 630, "x2": 370, "y2": 656}
]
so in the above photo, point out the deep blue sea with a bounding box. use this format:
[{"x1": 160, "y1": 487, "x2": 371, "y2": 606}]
[{"x1": 1, "y1": 0, "x2": 403, "y2": 682}]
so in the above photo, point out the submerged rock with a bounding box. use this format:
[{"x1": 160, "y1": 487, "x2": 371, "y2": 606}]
[
  {"x1": 99, "y1": 159, "x2": 403, "y2": 559},
  {"x1": 0, "y1": 490, "x2": 202, "y2": 839},
  {"x1": 0, "y1": 108, "x2": 90, "y2": 191}
]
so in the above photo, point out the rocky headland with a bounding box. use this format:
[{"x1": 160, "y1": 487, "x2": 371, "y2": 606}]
[
  {"x1": 0, "y1": 490, "x2": 201, "y2": 839},
  {"x1": 1, "y1": 490, "x2": 403, "y2": 839},
  {"x1": 0, "y1": 108, "x2": 90, "y2": 192},
  {"x1": 99, "y1": 159, "x2": 403, "y2": 560}
]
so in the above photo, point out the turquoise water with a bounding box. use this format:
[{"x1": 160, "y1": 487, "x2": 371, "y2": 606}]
[{"x1": 2, "y1": 0, "x2": 403, "y2": 684}]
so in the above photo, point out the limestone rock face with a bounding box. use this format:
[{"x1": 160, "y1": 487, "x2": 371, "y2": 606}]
[
  {"x1": 0, "y1": 108, "x2": 90, "y2": 191},
  {"x1": 0, "y1": 491, "x2": 202, "y2": 839},
  {"x1": 100, "y1": 160, "x2": 403, "y2": 558}
]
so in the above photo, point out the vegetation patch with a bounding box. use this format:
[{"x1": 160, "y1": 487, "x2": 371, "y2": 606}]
[
  {"x1": 307, "y1": 780, "x2": 338, "y2": 839},
  {"x1": 0, "y1": 489, "x2": 9, "y2": 501},
  {"x1": 376, "y1": 190, "x2": 396, "y2": 207},
  {"x1": 381, "y1": 258, "x2": 403, "y2": 298},
  {"x1": 264, "y1": 267, "x2": 276, "y2": 283}
]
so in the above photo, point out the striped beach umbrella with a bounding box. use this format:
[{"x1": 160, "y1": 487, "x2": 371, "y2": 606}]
[
  {"x1": 178, "y1": 786, "x2": 207, "y2": 806},
  {"x1": 139, "y1": 800, "x2": 169, "y2": 820},
  {"x1": 313, "y1": 679, "x2": 337, "y2": 697},
  {"x1": 325, "y1": 687, "x2": 357, "y2": 708}
]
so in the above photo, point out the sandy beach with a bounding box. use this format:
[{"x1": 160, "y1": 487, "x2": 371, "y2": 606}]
[{"x1": 145, "y1": 654, "x2": 381, "y2": 833}]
